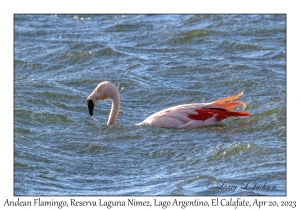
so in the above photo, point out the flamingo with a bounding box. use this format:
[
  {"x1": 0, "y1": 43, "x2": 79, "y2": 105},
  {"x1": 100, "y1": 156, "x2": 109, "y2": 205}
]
[{"x1": 87, "y1": 81, "x2": 250, "y2": 128}]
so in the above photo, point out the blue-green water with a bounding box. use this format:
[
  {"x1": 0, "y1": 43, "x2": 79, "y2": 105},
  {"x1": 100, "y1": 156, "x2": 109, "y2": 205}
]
[{"x1": 14, "y1": 14, "x2": 286, "y2": 195}]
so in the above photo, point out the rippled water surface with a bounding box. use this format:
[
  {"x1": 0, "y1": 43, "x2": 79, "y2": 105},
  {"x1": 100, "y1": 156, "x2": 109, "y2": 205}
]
[{"x1": 14, "y1": 14, "x2": 286, "y2": 195}]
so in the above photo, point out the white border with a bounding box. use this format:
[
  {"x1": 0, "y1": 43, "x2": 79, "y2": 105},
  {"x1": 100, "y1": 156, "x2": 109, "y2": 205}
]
[{"x1": 2, "y1": 0, "x2": 298, "y2": 209}]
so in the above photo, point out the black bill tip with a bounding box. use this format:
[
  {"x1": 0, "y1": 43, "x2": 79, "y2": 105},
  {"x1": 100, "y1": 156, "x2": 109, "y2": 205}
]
[{"x1": 87, "y1": 99, "x2": 94, "y2": 116}]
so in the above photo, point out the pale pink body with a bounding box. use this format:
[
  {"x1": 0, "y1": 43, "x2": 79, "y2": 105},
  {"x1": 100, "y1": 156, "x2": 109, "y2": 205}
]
[
  {"x1": 136, "y1": 103, "x2": 224, "y2": 128},
  {"x1": 87, "y1": 81, "x2": 250, "y2": 128}
]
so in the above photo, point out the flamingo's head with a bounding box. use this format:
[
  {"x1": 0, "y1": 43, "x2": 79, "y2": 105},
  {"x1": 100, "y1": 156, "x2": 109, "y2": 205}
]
[{"x1": 86, "y1": 81, "x2": 119, "y2": 117}]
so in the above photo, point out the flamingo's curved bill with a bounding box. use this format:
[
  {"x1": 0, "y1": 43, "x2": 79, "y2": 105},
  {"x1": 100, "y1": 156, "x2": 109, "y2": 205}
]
[{"x1": 87, "y1": 99, "x2": 94, "y2": 116}]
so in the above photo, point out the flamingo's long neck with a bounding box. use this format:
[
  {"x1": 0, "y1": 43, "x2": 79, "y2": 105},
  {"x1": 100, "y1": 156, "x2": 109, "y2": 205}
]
[
  {"x1": 107, "y1": 92, "x2": 120, "y2": 126},
  {"x1": 89, "y1": 81, "x2": 120, "y2": 125}
]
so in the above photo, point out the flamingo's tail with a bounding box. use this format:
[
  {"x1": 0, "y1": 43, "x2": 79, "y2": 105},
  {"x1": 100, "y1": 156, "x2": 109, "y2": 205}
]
[
  {"x1": 215, "y1": 109, "x2": 250, "y2": 121},
  {"x1": 211, "y1": 92, "x2": 247, "y2": 111},
  {"x1": 189, "y1": 92, "x2": 250, "y2": 121}
]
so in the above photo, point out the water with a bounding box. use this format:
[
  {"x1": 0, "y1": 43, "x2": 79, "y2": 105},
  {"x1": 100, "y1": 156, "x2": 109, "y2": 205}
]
[{"x1": 14, "y1": 14, "x2": 286, "y2": 196}]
